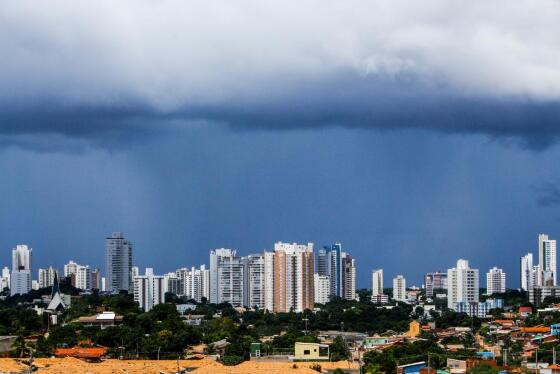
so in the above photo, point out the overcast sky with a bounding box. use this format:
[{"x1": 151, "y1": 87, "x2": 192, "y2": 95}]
[{"x1": 2, "y1": 1, "x2": 560, "y2": 286}]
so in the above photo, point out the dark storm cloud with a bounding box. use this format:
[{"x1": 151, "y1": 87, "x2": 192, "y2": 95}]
[
  {"x1": 2, "y1": 0, "x2": 560, "y2": 149},
  {"x1": 534, "y1": 182, "x2": 560, "y2": 207}
]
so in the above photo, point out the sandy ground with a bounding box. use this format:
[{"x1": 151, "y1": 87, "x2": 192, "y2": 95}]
[{"x1": 0, "y1": 358, "x2": 359, "y2": 373}]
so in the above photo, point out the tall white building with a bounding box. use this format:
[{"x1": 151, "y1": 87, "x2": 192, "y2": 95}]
[
  {"x1": 10, "y1": 245, "x2": 32, "y2": 296},
  {"x1": 372, "y1": 269, "x2": 384, "y2": 297},
  {"x1": 105, "y1": 232, "x2": 133, "y2": 293},
  {"x1": 314, "y1": 274, "x2": 331, "y2": 304},
  {"x1": 209, "y1": 249, "x2": 244, "y2": 307},
  {"x1": 163, "y1": 272, "x2": 180, "y2": 296},
  {"x1": 263, "y1": 251, "x2": 275, "y2": 311},
  {"x1": 448, "y1": 259, "x2": 479, "y2": 310},
  {"x1": 64, "y1": 260, "x2": 91, "y2": 290},
  {"x1": 133, "y1": 268, "x2": 165, "y2": 311},
  {"x1": 520, "y1": 253, "x2": 534, "y2": 291},
  {"x1": 244, "y1": 254, "x2": 265, "y2": 309},
  {"x1": 539, "y1": 234, "x2": 557, "y2": 286},
  {"x1": 486, "y1": 267, "x2": 506, "y2": 295},
  {"x1": 76, "y1": 265, "x2": 92, "y2": 291},
  {"x1": 392, "y1": 275, "x2": 406, "y2": 302},
  {"x1": 38, "y1": 267, "x2": 57, "y2": 288},
  {"x1": 64, "y1": 261, "x2": 78, "y2": 277},
  {"x1": 0, "y1": 267, "x2": 10, "y2": 291},
  {"x1": 176, "y1": 265, "x2": 209, "y2": 303}
]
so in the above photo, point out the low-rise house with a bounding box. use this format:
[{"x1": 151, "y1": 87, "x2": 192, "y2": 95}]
[
  {"x1": 182, "y1": 314, "x2": 205, "y2": 326},
  {"x1": 0, "y1": 336, "x2": 17, "y2": 358},
  {"x1": 293, "y1": 342, "x2": 329, "y2": 361},
  {"x1": 54, "y1": 347, "x2": 108, "y2": 361},
  {"x1": 518, "y1": 306, "x2": 532, "y2": 318},
  {"x1": 397, "y1": 361, "x2": 426, "y2": 374},
  {"x1": 75, "y1": 311, "x2": 123, "y2": 329}
]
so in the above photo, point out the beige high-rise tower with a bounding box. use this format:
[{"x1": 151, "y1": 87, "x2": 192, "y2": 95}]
[{"x1": 271, "y1": 242, "x2": 314, "y2": 312}]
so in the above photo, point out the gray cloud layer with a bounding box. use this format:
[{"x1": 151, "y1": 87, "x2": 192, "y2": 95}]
[{"x1": 2, "y1": 0, "x2": 560, "y2": 146}]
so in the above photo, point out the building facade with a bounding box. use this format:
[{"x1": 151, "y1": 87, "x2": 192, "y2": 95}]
[
  {"x1": 424, "y1": 272, "x2": 448, "y2": 297},
  {"x1": 393, "y1": 275, "x2": 406, "y2": 302},
  {"x1": 10, "y1": 244, "x2": 32, "y2": 296},
  {"x1": 272, "y1": 242, "x2": 314, "y2": 312},
  {"x1": 539, "y1": 233, "x2": 557, "y2": 286},
  {"x1": 314, "y1": 274, "x2": 331, "y2": 304},
  {"x1": 372, "y1": 269, "x2": 384, "y2": 298},
  {"x1": 133, "y1": 268, "x2": 165, "y2": 311},
  {"x1": 209, "y1": 248, "x2": 244, "y2": 307},
  {"x1": 105, "y1": 232, "x2": 133, "y2": 293},
  {"x1": 447, "y1": 259, "x2": 479, "y2": 311},
  {"x1": 520, "y1": 253, "x2": 534, "y2": 291},
  {"x1": 486, "y1": 266, "x2": 506, "y2": 295},
  {"x1": 38, "y1": 267, "x2": 57, "y2": 289},
  {"x1": 244, "y1": 254, "x2": 265, "y2": 309},
  {"x1": 176, "y1": 265, "x2": 209, "y2": 302}
]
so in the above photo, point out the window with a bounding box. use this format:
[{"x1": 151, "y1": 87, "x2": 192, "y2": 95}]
[{"x1": 304, "y1": 350, "x2": 310, "y2": 355}]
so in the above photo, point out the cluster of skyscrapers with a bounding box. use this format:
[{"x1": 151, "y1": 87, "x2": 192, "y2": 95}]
[{"x1": 4, "y1": 231, "x2": 559, "y2": 313}]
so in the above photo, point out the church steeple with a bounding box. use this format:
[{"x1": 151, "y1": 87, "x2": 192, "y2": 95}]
[{"x1": 51, "y1": 270, "x2": 60, "y2": 297}]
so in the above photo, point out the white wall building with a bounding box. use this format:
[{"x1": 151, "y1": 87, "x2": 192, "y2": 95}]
[
  {"x1": 176, "y1": 265, "x2": 210, "y2": 303},
  {"x1": 64, "y1": 261, "x2": 78, "y2": 277},
  {"x1": 314, "y1": 274, "x2": 331, "y2": 304},
  {"x1": 486, "y1": 266, "x2": 506, "y2": 295},
  {"x1": 393, "y1": 275, "x2": 406, "y2": 302},
  {"x1": 209, "y1": 249, "x2": 244, "y2": 307},
  {"x1": 10, "y1": 245, "x2": 32, "y2": 296},
  {"x1": 263, "y1": 251, "x2": 275, "y2": 311},
  {"x1": 38, "y1": 267, "x2": 57, "y2": 288},
  {"x1": 448, "y1": 259, "x2": 479, "y2": 310},
  {"x1": 133, "y1": 268, "x2": 165, "y2": 311},
  {"x1": 539, "y1": 234, "x2": 557, "y2": 286},
  {"x1": 244, "y1": 254, "x2": 265, "y2": 309},
  {"x1": 372, "y1": 269, "x2": 384, "y2": 297},
  {"x1": 520, "y1": 253, "x2": 534, "y2": 291}
]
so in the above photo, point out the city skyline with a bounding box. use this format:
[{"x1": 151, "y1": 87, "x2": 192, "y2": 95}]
[{"x1": 2, "y1": 231, "x2": 556, "y2": 290}]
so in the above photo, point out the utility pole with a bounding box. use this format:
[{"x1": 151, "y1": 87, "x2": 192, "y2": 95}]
[
  {"x1": 536, "y1": 348, "x2": 539, "y2": 374},
  {"x1": 428, "y1": 352, "x2": 431, "y2": 373},
  {"x1": 554, "y1": 346, "x2": 557, "y2": 365},
  {"x1": 157, "y1": 346, "x2": 161, "y2": 360},
  {"x1": 28, "y1": 348, "x2": 33, "y2": 374}
]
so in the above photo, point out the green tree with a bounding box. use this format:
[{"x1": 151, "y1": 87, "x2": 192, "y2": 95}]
[{"x1": 330, "y1": 336, "x2": 350, "y2": 361}]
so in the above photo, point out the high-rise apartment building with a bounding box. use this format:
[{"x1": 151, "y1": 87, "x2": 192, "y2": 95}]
[
  {"x1": 424, "y1": 272, "x2": 448, "y2": 297},
  {"x1": 314, "y1": 274, "x2": 331, "y2": 304},
  {"x1": 243, "y1": 254, "x2": 265, "y2": 309},
  {"x1": 163, "y1": 272, "x2": 180, "y2": 296},
  {"x1": 263, "y1": 251, "x2": 275, "y2": 311},
  {"x1": 539, "y1": 234, "x2": 557, "y2": 286},
  {"x1": 341, "y1": 252, "x2": 356, "y2": 300},
  {"x1": 133, "y1": 268, "x2": 165, "y2": 311},
  {"x1": 520, "y1": 253, "x2": 534, "y2": 291},
  {"x1": 371, "y1": 269, "x2": 384, "y2": 297},
  {"x1": 0, "y1": 267, "x2": 10, "y2": 291},
  {"x1": 272, "y1": 242, "x2": 314, "y2": 312},
  {"x1": 447, "y1": 259, "x2": 479, "y2": 310},
  {"x1": 486, "y1": 266, "x2": 506, "y2": 295},
  {"x1": 64, "y1": 260, "x2": 92, "y2": 290},
  {"x1": 316, "y1": 244, "x2": 355, "y2": 300},
  {"x1": 105, "y1": 232, "x2": 133, "y2": 293},
  {"x1": 91, "y1": 269, "x2": 101, "y2": 290},
  {"x1": 176, "y1": 265, "x2": 209, "y2": 303},
  {"x1": 209, "y1": 249, "x2": 244, "y2": 307},
  {"x1": 393, "y1": 275, "x2": 406, "y2": 302},
  {"x1": 38, "y1": 267, "x2": 57, "y2": 289},
  {"x1": 10, "y1": 245, "x2": 32, "y2": 296}
]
